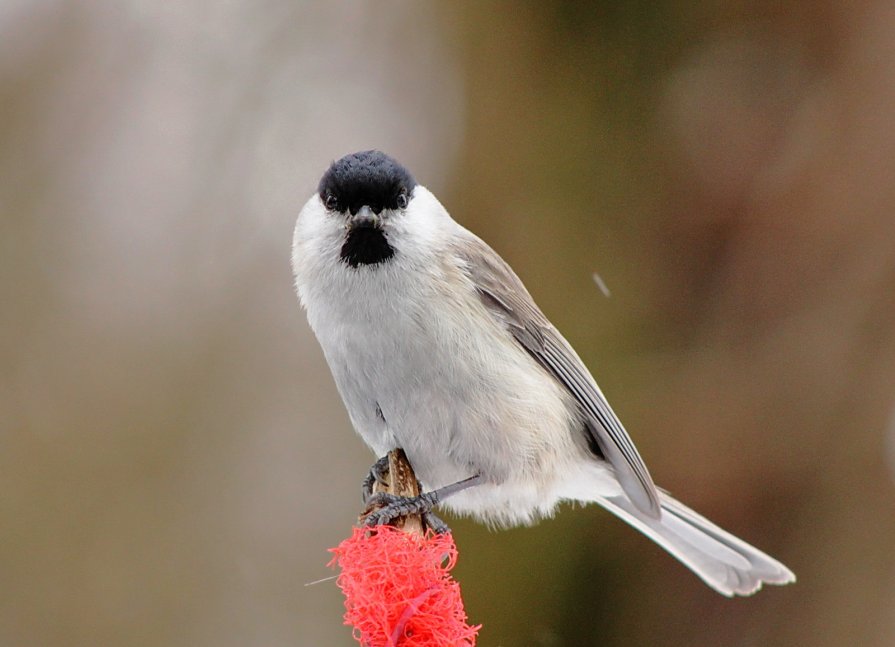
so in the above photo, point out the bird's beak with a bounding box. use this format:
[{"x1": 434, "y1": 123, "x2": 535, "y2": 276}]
[{"x1": 349, "y1": 206, "x2": 379, "y2": 229}]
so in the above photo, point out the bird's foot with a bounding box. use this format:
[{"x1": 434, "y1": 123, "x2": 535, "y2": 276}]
[
  {"x1": 363, "y1": 491, "x2": 441, "y2": 529},
  {"x1": 361, "y1": 455, "x2": 390, "y2": 504},
  {"x1": 362, "y1": 474, "x2": 483, "y2": 533}
]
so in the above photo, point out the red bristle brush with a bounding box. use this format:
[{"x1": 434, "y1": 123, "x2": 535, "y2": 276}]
[{"x1": 328, "y1": 449, "x2": 480, "y2": 646}]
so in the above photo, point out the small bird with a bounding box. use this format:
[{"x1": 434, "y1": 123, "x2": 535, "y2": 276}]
[{"x1": 292, "y1": 150, "x2": 795, "y2": 596}]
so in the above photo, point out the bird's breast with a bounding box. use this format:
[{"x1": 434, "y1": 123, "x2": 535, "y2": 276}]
[{"x1": 305, "y1": 258, "x2": 579, "y2": 499}]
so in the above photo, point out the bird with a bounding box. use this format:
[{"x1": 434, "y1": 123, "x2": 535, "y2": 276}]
[{"x1": 291, "y1": 150, "x2": 795, "y2": 596}]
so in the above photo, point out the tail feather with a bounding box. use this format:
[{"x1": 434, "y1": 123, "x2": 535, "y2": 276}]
[{"x1": 595, "y1": 491, "x2": 795, "y2": 597}]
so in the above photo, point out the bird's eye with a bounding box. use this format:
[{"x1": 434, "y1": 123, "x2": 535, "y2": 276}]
[
  {"x1": 324, "y1": 194, "x2": 339, "y2": 211},
  {"x1": 396, "y1": 192, "x2": 408, "y2": 209}
]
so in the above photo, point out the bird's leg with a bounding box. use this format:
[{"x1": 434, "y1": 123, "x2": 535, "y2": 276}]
[
  {"x1": 363, "y1": 474, "x2": 482, "y2": 531},
  {"x1": 415, "y1": 477, "x2": 449, "y2": 534},
  {"x1": 361, "y1": 455, "x2": 391, "y2": 503}
]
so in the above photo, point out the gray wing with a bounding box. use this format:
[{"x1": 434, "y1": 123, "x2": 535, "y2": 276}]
[{"x1": 455, "y1": 233, "x2": 661, "y2": 518}]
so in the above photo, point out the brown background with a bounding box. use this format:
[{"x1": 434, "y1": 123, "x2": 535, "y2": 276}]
[{"x1": 3, "y1": 2, "x2": 895, "y2": 645}]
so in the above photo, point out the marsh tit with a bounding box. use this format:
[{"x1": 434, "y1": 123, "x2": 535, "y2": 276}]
[{"x1": 292, "y1": 150, "x2": 795, "y2": 596}]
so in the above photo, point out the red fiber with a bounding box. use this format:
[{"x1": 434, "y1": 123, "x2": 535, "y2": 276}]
[{"x1": 329, "y1": 526, "x2": 480, "y2": 646}]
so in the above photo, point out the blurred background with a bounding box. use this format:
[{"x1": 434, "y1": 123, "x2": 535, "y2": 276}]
[{"x1": 3, "y1": 1, "x2": 895, "y2": 645}]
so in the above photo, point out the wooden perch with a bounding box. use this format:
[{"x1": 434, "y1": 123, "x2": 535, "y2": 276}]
[{"x1": 361, "y1": 448, "x2": 425, "y2": 535}]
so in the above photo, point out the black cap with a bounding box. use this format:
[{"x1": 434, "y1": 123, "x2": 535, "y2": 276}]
[{"x1": 318, "y1": 150, "x2": 416, "y2": 215}]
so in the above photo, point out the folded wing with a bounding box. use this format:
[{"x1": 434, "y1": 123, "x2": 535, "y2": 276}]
[{"x1": 454, "y1": 233, "x2": 661, "y2": 518}]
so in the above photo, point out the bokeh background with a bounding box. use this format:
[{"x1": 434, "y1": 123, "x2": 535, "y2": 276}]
[{"x1": 3, "y1": 1, "x2": 895, "y2": 645}]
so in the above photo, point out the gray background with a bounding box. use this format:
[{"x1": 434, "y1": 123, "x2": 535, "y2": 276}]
[{"x1": 3, "y1": 2, "x2": 895, "y2": 645}]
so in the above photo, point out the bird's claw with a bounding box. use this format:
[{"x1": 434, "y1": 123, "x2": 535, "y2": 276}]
[
  {"x1": 361, "y1": 455, "x2": 391, "y2": 503},
  {"x1": 362, "y1": 491, "x2": 450, "y2": 533}
]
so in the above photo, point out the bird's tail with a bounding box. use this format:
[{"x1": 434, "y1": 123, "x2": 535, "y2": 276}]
[{"x1": 595, "y1": 490, "x2": 795, "y2": 596}]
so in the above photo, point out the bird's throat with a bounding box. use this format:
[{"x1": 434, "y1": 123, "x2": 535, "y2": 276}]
[{"x1": 340, "y1": 225, "x2": 395, "y2": 268}]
